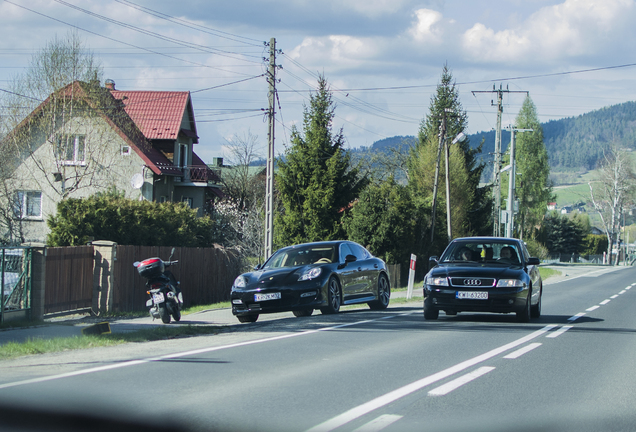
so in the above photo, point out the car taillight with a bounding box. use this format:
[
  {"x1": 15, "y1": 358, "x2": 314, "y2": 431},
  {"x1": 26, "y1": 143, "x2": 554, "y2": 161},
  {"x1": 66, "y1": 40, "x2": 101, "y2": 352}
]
[{"x1": 151, "y1": 282, "x2": 163, "y2": 289}]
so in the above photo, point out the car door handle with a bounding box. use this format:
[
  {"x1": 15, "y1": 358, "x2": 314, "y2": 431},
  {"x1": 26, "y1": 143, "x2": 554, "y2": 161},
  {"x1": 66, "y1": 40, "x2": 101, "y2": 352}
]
[
  {"x1": 358, "y1": 267, "x2": 362, "y2": 272},
  {"x1": 374, "y1": 264, "x2": 378, "y2": 268}
]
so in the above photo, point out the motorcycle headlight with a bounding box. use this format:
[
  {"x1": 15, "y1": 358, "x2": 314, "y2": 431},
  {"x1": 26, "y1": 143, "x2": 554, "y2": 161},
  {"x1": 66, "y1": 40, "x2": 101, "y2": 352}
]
[
  {"x1": 233, "y1": 276, "x2": 247, "y2": 290},
  {"x1": 299, "y1": 267, "x2": 322, "y2": 281},
  {"x1": 496, "y1": 279, "x2": 524, "y2": 288},
  {"x1": 425, "y1": 276, "x2": 448, "y2": 286}
]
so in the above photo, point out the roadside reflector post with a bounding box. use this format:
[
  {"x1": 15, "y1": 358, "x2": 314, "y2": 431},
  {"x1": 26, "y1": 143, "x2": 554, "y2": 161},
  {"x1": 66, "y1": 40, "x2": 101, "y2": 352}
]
[{"x1": 407, "y1": 254, "x2": 416, "y2": 300}]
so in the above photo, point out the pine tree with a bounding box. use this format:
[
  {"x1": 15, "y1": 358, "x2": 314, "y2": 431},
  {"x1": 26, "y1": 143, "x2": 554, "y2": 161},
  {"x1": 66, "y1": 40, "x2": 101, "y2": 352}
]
[
  {"x1": 407, "y1": 64, "x2": 490, "y2": 257},
  {"x1": 275, "y1": 76, "x2": 366, "y2": 247},
  {"x1": 512, "y1": 96, "x2": 554, "y2": 240}
]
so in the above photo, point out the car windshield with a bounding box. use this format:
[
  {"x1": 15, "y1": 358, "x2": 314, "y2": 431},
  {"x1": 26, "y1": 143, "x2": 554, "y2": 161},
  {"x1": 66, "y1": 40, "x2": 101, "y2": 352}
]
[
  {"x1": 263, "y1": 244, "x2": 337, "y2": 269},
  {"x1": 440, "y1": 241, "x2": 522, "y2": 264}
]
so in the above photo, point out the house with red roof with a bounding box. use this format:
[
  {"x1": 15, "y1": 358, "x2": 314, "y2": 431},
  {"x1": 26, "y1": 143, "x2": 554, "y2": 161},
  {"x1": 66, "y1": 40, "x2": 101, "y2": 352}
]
[{"x1": 2, "y1": 79, "x2": 223, "y2": 243}]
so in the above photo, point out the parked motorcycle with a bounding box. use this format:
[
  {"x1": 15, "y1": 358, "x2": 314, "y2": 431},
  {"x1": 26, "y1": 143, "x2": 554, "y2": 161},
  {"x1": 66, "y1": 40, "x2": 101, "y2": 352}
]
[{"x1": 133, "y1": 248, "x2": 183, "y2": 324}]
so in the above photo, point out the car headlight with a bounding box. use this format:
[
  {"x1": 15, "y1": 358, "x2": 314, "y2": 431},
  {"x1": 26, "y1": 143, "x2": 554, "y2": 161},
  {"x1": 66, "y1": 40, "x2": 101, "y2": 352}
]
[
  {"x1": 425, "y1": 276, "x2": 448, "y2": 286},
  {"x1": 232, "y1": 276, "x2": 247, "y2": 290},
  {"x1": 496, "y1": 279, "x2": 524, "y2": 288},
  {"x1": 299, "y1": 267, "x2": 322, "y2": 281}
]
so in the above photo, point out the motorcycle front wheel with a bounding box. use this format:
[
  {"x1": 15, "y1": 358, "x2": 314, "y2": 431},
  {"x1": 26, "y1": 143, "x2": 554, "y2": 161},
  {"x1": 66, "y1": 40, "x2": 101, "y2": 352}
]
[
  {"x1": 171, "y1": 306, "x2": 181, "y2": 322},
  {"x1": 159, "y1": 305, "x2": 171, "y2": 324}
]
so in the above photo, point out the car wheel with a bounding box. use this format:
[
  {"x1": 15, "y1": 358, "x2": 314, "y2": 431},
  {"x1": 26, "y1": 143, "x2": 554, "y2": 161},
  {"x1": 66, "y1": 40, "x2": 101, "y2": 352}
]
[
  {"x1": 293, "y1": 309, "x2": 313, "y2": 317},
  {"x1": 159, "y1": 305, "x2": 171, "y2": 324},
  {"x1": 531, "y1": 287, "x2": 542, "y2": 318},
  {"x1": 423, "y1": 298, "x2": 439, "y2": 320},
  {"x1": 320, "y1": 277, "x2": 341, "y2": 314},
  {"x1": 368, "y1": 274, "x2": 390, "y2": 310},
  {"x1": 516, "y1": 288, "x2": 532, "y2": 323},
  {"x1": 238, "y1": 314, "x2": 259, "y2": 323}
]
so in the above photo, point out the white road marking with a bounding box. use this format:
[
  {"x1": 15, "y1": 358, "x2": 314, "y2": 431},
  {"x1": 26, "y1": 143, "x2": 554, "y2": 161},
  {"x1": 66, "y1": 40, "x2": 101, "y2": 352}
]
[
  {"x1": 619, "y1": 290, "x2": 626, "y2": 294},
  {"x1": 0, "y1": 315, "x2": 410, "y2": 390},
  {"x1": 611, "y1": 295, "x2": 619, "y2": 299},
  {"x1": 586, "y1": 305, "x2": 600, "y2": 312},
  {"x1": 351, "y1": 415, "x2": 402, "y2": 432},
  {"x1": 546, "y1": 326, "x2": 573, "y2": 338},
  {"x1": 305, "y1": 325, "x2": 557, "y2": 432},
  {"x1": 600, "y1": 299, "x2": 611, "y2": 305},
  {"x1": 428, "y1": 367, "x2": 496, "y2": 396},
  {"x1": 568, "y1": 313, "x2": 586, "y2": 322},
  {"x1": 503, "y1": 343, "x2": 542, "y2": 359}
]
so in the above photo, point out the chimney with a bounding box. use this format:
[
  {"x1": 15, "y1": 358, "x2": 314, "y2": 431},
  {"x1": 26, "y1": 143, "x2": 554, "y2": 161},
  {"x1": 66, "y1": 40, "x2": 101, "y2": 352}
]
[{"x1": 105, "y1": 79, "x2": 116, "y2": 90}]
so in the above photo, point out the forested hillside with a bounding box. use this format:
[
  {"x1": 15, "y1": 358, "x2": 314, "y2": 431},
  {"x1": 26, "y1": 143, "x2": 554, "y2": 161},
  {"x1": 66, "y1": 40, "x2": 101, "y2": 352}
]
[{"x1": 360, "y1": 101, "x2": 636, "y2": 173}]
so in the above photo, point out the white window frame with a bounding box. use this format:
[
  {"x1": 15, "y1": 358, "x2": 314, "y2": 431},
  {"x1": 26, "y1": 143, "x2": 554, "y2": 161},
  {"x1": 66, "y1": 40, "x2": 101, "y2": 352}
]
[
  {"x1": 121, "y1": 145, "x2": 131, "y2": 156},
  {"x1": 182, "y1": 197, "x2": 193, "y2": 208},
  {"x1": 14, "y1": 191, "x2": 42, "y2": 219},
  {"x1": 56, "y1": 134, "x2": 86, "y2": 166}
]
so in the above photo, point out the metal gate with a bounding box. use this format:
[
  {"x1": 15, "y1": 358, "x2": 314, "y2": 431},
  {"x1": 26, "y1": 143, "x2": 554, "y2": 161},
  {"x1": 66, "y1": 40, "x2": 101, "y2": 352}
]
[{"x1": 0, "y1": 247, "x2": 32, "y2": 322}]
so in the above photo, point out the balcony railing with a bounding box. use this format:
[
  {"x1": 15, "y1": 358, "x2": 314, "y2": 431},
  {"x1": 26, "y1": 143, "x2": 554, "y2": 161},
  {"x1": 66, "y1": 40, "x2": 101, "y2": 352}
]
[{"x1": 183, "y1": 166, "x2": 220, "y2": 183}]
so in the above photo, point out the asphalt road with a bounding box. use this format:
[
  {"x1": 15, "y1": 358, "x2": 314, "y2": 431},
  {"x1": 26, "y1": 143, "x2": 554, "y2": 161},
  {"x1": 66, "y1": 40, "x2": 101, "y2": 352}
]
[{"x1": 0, "y1": 264, "x2": 634, "y2": 432}]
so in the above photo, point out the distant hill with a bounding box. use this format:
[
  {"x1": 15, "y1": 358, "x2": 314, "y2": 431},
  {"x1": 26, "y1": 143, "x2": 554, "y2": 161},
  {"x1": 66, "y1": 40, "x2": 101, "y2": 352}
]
[{"x1": 362, "y1": 100, "x2": 636, "y2": 177}]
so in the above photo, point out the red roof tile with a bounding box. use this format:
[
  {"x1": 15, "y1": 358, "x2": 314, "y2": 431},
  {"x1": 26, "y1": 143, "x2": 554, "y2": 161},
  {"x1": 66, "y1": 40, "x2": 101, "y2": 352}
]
[{"x1": 109, "y1": 90, "x2": 195, "y2": 141}]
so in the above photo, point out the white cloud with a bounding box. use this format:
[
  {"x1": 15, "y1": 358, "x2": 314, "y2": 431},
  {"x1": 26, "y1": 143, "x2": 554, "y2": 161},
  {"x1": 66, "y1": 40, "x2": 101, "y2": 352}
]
[
  {"x1": 461, "y1": 0, "x2": 635, "y2": 64},
  {"x1": 408, "y1": 9, "x2": 445, "y2": 43},
  {"x1": 288, "y1": 35, "x2": 380, "y2": 70}
]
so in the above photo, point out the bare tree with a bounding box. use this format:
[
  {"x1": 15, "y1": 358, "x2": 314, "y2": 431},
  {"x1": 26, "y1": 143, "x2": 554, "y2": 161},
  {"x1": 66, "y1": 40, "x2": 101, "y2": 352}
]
[{"x1": 588, "y1": 144, "x2": 636, "y2": 265}]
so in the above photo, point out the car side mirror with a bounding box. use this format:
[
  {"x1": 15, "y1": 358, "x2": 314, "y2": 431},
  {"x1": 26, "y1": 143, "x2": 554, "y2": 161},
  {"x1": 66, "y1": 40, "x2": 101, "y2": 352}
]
[
  {"x1": 254, "y1": 263, "x2": 262, "y2": 270},
  {"x1": 527, "y1": 257, "x2": 540, "y2": 266},
  {"x1": 345, "y1": 254, "x2": 357, "y2": 263},
  {"x1": 428, "y1": 256, "x2": 439, "y2": 272}
]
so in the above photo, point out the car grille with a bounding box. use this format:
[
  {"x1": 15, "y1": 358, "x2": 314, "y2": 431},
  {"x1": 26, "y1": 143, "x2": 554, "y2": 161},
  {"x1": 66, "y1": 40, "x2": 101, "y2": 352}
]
[{"x1": 449, "y1": 278, "x2": 496, "y2": 287}]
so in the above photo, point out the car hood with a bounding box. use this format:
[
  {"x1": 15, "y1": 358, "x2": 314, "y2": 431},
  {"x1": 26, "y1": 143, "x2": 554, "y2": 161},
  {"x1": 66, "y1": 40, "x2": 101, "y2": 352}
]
[
  {"x1": 429, "y1": 263, "x2": 523, "y2": 279},
  {"x1": 240, "y1": 266, "x2": 309, "y2": 289}
]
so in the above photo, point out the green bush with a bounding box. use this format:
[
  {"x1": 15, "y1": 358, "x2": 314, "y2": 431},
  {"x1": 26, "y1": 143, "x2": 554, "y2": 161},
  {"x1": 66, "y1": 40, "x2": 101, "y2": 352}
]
[
  {"x1": 47, "y1": 189, "x2": 214, "y2": 246},
  {"x1": 581, "y1": 234, "x2": 608, "y2": 256}
]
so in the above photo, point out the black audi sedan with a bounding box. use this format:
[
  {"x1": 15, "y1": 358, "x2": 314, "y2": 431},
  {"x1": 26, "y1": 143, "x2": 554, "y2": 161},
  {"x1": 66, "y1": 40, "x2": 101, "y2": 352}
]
[
  {"x1": 231, "y1": 240, "x2": 391, "y2": 323},
  {"x1": 423, "y1": 237, "x2": 542, "y2": 322}
]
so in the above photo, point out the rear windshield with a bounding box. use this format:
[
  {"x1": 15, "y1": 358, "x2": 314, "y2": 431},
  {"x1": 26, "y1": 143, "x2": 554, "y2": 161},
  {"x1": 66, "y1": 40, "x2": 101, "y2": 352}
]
[{"x1": 440, "y1": 241, "x2": 521, "y2": 265}]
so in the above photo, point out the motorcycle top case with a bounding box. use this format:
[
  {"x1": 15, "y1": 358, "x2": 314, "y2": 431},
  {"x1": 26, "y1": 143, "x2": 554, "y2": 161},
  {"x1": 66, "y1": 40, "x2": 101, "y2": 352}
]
[{"x1": 136, "y1": 258, "x2": 164, "y2": 278}]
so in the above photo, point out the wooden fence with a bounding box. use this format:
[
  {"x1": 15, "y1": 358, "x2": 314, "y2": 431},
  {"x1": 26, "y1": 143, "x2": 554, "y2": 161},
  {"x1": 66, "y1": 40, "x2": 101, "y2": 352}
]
[
  {"x1": 44, "y1": 246, "x2": 94, "y2": 315},
  {"x1": 112, "y1": 245, "x2": 242, "y2": 312}
]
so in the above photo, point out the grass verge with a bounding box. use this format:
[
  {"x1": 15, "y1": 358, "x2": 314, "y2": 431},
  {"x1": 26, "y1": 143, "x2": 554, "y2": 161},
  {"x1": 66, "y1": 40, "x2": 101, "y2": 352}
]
[
  {"x1": 539, "y1": 267, "x2": 562, "y2": 280},
  {"x1": 0, "y1": 324, "x2": 222, "y2": 361}
]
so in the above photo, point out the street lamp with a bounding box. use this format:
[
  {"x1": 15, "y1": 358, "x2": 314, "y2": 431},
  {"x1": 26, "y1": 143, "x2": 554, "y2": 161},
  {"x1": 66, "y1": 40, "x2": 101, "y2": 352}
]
[{"x1": 445, "y1": 132, "x2": 467, "y2": 241}]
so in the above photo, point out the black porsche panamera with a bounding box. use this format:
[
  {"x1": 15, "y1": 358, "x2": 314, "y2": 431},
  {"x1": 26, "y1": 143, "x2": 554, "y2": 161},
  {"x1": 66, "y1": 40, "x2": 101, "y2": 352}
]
[
  {"x1": 230, "y1": 240, "x2": 391, "y2": 323},
  {"x1": 423, "y1": 237, "x2": 542, "y2": 322}
]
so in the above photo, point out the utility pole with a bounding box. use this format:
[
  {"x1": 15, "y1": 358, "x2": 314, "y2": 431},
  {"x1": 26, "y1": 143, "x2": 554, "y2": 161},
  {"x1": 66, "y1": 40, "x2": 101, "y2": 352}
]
[
  {"x1": 472, "y1": 85, "x2": 527, "y2": 237},
  {"x1": 505, "y1": 126, "x2": 533, "y2": 238},
  {"x1": 264, "y1": 37, "x2": 276, "y2": 262}
]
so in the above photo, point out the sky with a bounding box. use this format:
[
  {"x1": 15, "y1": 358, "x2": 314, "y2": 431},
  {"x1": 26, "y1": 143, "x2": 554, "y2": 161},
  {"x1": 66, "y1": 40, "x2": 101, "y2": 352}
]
[{"x1": 1, "y1": 0, "x2": 636, "y2": 164}]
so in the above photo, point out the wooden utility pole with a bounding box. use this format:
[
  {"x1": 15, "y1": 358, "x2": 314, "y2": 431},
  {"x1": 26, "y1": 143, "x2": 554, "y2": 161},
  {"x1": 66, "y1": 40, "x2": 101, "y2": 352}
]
[{"x1": 264, "y1": 37, "x2": 276, "y2": 261}]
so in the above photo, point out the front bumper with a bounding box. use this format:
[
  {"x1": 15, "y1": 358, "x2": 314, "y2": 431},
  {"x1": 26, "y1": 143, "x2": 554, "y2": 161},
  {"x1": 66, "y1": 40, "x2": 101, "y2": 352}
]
[
  {"x1": 231, "y1": 279, "x2": 326, "y2": 316},
  {"x1": 423, "y1": 285, "x2": 528, "y2": 314}
]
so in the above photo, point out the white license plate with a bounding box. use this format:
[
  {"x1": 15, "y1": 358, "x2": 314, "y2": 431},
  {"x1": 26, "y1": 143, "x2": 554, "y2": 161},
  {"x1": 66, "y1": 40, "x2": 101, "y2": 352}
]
[
  {"x1": 255, "y1": 292, "x2": 281, "y2": 302},
  {"x1": 456, "y1": 291, "x2": 488, "y2": 300},
  {"x1": 152, "y1": 292, "x2": 165, "y2": 303}
]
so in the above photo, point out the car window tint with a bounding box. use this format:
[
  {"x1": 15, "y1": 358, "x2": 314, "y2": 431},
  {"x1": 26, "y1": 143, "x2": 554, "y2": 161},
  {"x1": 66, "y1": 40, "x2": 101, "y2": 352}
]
[
  {"x1": 340, "y1": 243, "x2": 353, "y2": 262},
  {"x1": 349, "y1": 243, "x2": 368, "y2": 260}
]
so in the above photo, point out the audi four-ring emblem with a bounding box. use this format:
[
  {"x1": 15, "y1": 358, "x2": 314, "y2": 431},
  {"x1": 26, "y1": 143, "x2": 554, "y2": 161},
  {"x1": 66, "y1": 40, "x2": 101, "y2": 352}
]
[{"x1": 464, "y1": 279, "x2": 482, "y2": 286}]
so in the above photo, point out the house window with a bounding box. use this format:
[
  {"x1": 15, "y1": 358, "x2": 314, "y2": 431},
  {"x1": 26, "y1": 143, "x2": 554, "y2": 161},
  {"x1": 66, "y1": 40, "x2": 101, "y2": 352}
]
[
  {"x1": 14, "y1": 191, "x2": 42, "y2": 219},
  {"x1": 121, "y1": 145, "x2": 131, "y2": 156},
  {"x1": 178, "y1": 144, "x2": 188, "y2": 168},
  {"x1": 182, "y1": 197, "x2": 193, "y2": 208},
  {"x1": 159, "y1": 196, "x2": 168, "y2": 203},
  {"x1": 56, "y1": 134, "x2": 86, "y2": 165}
]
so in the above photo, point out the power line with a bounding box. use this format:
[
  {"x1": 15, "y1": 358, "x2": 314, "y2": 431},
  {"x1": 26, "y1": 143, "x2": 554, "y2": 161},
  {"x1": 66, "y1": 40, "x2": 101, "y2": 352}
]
[{"x1": 3, "y1": 0, "x2": 259, "y2": 78}]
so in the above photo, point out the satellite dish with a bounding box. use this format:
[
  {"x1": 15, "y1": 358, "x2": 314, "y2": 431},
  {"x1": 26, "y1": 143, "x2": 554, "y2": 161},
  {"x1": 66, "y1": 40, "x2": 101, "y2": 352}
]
[{"x1": 131, "y1": 173, "x2": 144, "y2": 189}]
